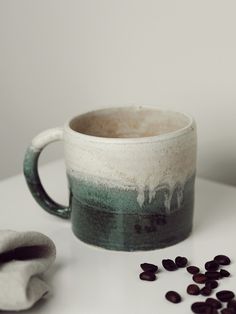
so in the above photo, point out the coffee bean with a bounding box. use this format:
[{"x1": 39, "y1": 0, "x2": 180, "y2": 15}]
[
  {"x1": 139, "y1": 271, "x2": 156, "y2": 281},
  {"x1": 175, "y1": 256, "x2": 188, "y2": 268},
  {"x1": 165, "y1": 291, "x2": 181, "y2": 303},
  {"x1": 205, "y1": 280, "x2": 219, "y2": 289},
  {"x1": 162, "y1": 259, "x2": 177, "y2": 271},
  {"x1": 140, "y1": 263, "x2": 158, "y2": 273},
  {"x1": 227, "y1": 299, "x2": 236, "y2": 310},
  {"x1": 220, "y1": 269, "x2": 230, "y2": 278},
  {"x1": 206, "y1": 298, "x2": 222, "y2": 309},
  {"x1": 214, "y1": 255, "x2": 231, "y2": 266},
  {"x1": 205, "y1": 271, "x2": 221, "y2": 280},
  {"x1": 193, "y1": 273, "x2": 207, "y2": 284},
  {"x1": 216, "y1": 291, "x2": 235, "y2": 302},
  {"x1": 187, "y1": 284, "x2": 200, "y2": 295},
  {"x1": 200, "y1": 287, "x2": 212, "y2": 296},
  {"x1": 205, "y1": 261, "x2": 219, "y2": 271},
  {"x1": 191, "y1": 302, "x2": 212, "y2": 313},
  {"x1": 187, "y1": 266, "x2": 200, "y2": 274},
  {"x1": 221, "y1": 309, "x2": 236, "y2": 314}
]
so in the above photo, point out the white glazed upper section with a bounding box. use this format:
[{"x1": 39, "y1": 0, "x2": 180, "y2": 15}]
[
  {"x1": 65, "y1": 105, "x2": 194, "y2": 143},
  {"x1": 63, "y1": 106, "x2": 197, "y2": 206}
]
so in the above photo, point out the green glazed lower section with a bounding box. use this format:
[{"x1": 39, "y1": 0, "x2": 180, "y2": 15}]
[{"x1": 69, "y1": 174, "x2": 195, "y2": 251}]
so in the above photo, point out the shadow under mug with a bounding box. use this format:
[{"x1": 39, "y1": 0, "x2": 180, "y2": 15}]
[{"x1": 24, "y1": 105, "x2": 197, "y2": 251}]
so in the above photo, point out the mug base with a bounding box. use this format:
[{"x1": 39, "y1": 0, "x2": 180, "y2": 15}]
[{"x1": 72, "y1": 225, "x2": 192, "y2": 251}]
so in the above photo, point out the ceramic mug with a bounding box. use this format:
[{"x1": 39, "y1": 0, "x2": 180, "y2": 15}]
[{"x1": 24, "y1": 105, "x2": 197, "y2": 251}]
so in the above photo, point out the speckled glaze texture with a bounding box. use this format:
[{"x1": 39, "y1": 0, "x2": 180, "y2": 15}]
[{"x1": 24, "y1": 106, "x2": 197, "y2": 251}]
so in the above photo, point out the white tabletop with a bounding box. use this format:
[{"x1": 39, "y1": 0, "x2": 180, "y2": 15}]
[{"x1": 1, "y1": 160, "x2": 236, "y2": 314}]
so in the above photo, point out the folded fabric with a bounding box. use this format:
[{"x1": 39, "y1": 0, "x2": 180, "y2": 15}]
[{"x1": 0, "y1": 230, "x2": 56, "y2": 311}]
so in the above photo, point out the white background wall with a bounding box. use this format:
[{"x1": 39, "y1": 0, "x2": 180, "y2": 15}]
[{"x1": 1, "y1": 0, "x2": 236, "y2": 186}]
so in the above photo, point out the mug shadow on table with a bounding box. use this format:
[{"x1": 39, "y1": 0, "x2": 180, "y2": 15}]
[{"x1": 193, "y1": 179, "x2": 236, "y2": 234}]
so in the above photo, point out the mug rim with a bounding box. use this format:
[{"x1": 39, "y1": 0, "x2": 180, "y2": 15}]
[{"x1": 64, "y1": 105, "x2": 195, "y2": 143}]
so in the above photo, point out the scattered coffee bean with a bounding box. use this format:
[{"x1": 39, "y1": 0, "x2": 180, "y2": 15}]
[
  {"x1": 162, "y1": 259, "x2": 177, "y2": 271},
  {"x1": 216, "y1": 291, "x2": 235, "y2": 302},
  {"x1": 187, "y1": 284, "x2": 200, "y2": 295},
  {"x1": 221, "y1": 309, "x2": 236, "y2": 314},
  {"x1": 187, "y1": 266, "x2": 200, "y2": 274},
  {"x1": 220, "y1": 269, "x2": 230, "y2": 278},
  {"x1": 227, "y1": 299, "x2": 236, "y2": 310},
  {"x1": 139, "y1": 271, "x2": 156, "y2": 281},
  {"x1": 205, "y1": 271, "x2": 221, "y2": 280},
  {"x1": 140, "y1": 263, "x2": 158, "y2": 273},
  {"x1": 191, "y1": 302, "x2": 212, "y2": 313},
  {"x1": 175, "y1": 256, "x2": 188, "y2": 268},
  {"x1": 165, "y1": 291, "x2": 182, "y2": 303},
  {"x1": 205, "y1": 260, "x2": 219, "y2": 271},
  {"x1": 138, "y1": 255, "x2": 234, "y2": 312},
  {"x1": 214, "y1": 255, "x2": 231, "y2": 266},
  {"x1": 205, "y1": 280, "x2": 219, "y2": 289},
  {"x1": 200, "y1": 286, "x2": 212, "y2": 296},
  {"x1": 193, "y1": 273, "x2": 207, "y2": 284},
  {"x1": 206, "y1": 298, "x2": 222, "y2": 309}
]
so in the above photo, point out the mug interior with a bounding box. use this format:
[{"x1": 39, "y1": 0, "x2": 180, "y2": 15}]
[{"x1": 69, "y1": 106, "x2": 191, "y2": 139}]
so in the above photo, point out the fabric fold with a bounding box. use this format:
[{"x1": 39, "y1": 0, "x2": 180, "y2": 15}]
[{"x1": 0, "y1": 230, "x2": 56, "y2": 311}]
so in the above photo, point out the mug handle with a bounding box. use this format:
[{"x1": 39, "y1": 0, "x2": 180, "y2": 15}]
[{"x1": 23, "y1": 127, "x2": 71, "y2": 219}]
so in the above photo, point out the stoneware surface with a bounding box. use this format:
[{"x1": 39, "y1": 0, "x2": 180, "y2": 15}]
[
  {"x1": 1, "y1": 160, "x2": 236, "y2": 314},
  {"x1": 24, "y1": 106, "x2": 197, "y2": 251}
]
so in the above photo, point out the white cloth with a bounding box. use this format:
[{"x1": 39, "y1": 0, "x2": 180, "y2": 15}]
[{"x1": 0, "y1": 230, "x2": 56, "y2": 311}]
